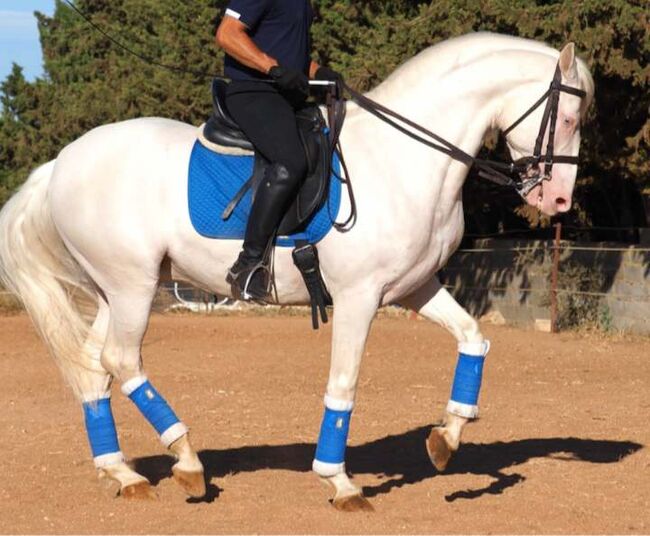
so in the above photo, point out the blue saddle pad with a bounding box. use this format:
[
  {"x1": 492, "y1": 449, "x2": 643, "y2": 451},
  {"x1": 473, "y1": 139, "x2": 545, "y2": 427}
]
[{"x1": 188, "y1": 141, "x2": 341, "y2": 247}]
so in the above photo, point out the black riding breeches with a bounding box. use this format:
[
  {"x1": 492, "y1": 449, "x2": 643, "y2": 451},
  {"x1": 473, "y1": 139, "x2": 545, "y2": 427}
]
[
  {"x1": 225, "y1": 81, "x2": 309, "y2": 260},
  {"x1": 225, "y1": 81, "x2": 308, "y2": 180}
]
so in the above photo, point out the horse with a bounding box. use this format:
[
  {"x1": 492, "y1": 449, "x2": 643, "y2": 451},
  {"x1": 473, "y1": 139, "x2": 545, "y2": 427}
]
[{"x1": 0, "y1": 32, "x2": 593, "y2": 511}]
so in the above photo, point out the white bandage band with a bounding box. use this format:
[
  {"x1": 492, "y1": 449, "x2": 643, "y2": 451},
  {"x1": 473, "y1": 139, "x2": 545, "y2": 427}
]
[
  {"x1": 458, "y1": 340, "x2": 490, "y2": 356},
  {"x1": 93, "y1": 451, "x2": 124, "y2": 468},
  {"x1": 121, "y1": 375, "x2": 148, "y2": 396},
  {"x1": 312, "y1": 459, "x2": 345, "y2": 477},
  {"x1": 160, "y1": 422, "x2": 189, "y2": 447},
  {"x1": 324, "y1": 395, "x2": 354, "y2": 412},
  {"x1": 446, "y1": 400, "x2": 479, "y2": 419}
]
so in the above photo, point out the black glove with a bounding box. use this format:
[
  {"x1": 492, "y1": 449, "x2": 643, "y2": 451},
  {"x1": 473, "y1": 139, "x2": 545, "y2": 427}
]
[
  {"x1": 315, "y1": 65, "x2": 344, "y2": 85},
  {"x1": 269, "y1": 66, "x2": 309, "y2": 98}
]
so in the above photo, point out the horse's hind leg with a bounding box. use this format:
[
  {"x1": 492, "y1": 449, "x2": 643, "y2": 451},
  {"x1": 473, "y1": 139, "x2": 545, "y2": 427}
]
[
  {"x1": 77, "y1": 298, "x2": 153, "y2": 498},
  {"x1": 100, "y1": 284, "x2": 205, "y2": 498},
  {"x1": 401, "y1": 277, "x2": 489, "y2": 472}
]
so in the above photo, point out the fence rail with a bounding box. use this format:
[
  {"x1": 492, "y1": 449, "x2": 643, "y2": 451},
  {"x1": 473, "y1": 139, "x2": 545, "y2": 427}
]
[
  {"x1": 441, "y1": 229, "x2": 649, "y2": 333},
  {"x1": 1, "y1": 237, "x2": 648, "y2": 333}
]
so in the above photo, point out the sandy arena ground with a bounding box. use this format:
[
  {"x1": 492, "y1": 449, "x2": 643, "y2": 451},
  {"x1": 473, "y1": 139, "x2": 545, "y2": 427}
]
[{"x1": 0, "y1": 312, "x2": 648, "y2": 534}]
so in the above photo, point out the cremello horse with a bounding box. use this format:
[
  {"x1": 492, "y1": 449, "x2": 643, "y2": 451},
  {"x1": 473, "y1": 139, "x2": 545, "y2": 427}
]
[{"x1": 0, "y1": 33, "x2": 593, "y2": 511}]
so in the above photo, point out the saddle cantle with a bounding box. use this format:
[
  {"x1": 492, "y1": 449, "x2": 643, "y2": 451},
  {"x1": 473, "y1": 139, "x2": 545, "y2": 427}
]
[
  {"x1": 203, "y1": 79, "x2": 254, "y2": 152},
  {"x1": 202, "y1": 78, "x2": 332, "y2": 236}
]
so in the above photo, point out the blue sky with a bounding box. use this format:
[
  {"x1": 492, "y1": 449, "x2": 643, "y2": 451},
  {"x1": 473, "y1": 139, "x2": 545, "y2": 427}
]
[{"x1": 0, "y1": 1, "x2": 56, "y2": 81}]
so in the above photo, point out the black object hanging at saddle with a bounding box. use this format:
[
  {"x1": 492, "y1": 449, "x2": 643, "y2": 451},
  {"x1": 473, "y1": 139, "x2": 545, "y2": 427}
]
[
  {"x1": 292, "y1": 241, "x2": 332, "y2": 329},
  {"x1": 204, "y1": 78, "x2": 332, "y2": 236}
]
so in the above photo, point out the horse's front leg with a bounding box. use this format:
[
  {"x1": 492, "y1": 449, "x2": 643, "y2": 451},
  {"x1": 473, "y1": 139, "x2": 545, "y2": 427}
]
[
  {"x1": 312, "y1": 288, "x2": 379, "y2": 512},
  {"x1": 402, "y1": 277, "x2": 489, "y2": 471}
]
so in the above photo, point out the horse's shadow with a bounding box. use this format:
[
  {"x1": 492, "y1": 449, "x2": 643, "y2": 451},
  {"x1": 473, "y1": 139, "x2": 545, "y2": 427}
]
[{"x1": 132, "y1": 426, "x2": 642, "y2": 503}]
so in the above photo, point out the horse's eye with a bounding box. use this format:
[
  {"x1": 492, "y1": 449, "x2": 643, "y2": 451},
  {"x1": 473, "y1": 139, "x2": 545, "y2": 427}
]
[{"x1": 561, "y1": 116, "x2": 577, "y2": 131}]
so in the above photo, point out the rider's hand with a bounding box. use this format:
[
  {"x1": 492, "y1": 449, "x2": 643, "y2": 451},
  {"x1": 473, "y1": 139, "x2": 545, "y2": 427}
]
[
  {"x1": 269, "y1": 66, "x2": 309, "y2": 98},
  {"x1": 315, "y1": 66, "x2": 344, "y2": 85}
]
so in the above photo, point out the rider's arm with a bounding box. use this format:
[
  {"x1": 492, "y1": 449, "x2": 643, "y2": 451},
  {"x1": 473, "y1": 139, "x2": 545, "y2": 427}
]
[
  {"x1": 215, "y1": 15, "x2": 278, "y2": 75},
  {"x1": 309, "y1": 60, "x2": 320, "y2": 79}
]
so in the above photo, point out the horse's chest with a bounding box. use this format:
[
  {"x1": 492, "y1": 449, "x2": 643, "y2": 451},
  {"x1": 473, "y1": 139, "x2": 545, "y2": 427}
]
[{"x1": 381, "y1": 221, "x2": 463, "y2": 303}]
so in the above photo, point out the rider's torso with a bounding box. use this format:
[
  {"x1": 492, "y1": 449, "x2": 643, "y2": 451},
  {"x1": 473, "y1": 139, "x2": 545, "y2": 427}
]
[{"x1": 224, "y1": 0, "x2": 313, "y2": 81}]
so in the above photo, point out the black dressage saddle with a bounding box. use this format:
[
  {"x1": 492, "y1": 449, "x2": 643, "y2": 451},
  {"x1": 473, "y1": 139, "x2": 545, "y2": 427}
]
[{"x1": 203, "y1": 78, "x2": 332, "y2": 236}]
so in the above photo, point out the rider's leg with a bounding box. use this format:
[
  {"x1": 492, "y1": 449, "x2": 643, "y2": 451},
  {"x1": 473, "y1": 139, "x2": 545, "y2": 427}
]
[
  {"x1": 401, "y1": 277, "x2": 489, "y2": 471},
  {"x1": 225, "y1": 82, "x2": 308, "y2": 299}
]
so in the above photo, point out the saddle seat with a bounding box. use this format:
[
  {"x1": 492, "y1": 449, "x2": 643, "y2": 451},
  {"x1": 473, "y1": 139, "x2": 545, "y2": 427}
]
[
  {"x1": 200, "y1": 78, "x2": 333, "y2": 236},
  {"x1": 203, "y1": 79, "x2": 254, "y2": 152}
]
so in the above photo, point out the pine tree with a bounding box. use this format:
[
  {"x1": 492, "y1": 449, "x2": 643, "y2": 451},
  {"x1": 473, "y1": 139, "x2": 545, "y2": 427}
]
[{"x1": 0, "y1": 0, "x2": 647, "y2": 228}]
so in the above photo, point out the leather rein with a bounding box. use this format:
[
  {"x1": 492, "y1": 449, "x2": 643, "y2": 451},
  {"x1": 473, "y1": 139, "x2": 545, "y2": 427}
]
[{"x1": 335, "y1": 62, "x2": 587, "y2": 199}]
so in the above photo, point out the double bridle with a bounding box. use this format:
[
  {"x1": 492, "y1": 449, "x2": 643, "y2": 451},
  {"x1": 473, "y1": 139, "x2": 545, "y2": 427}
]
[{"x1": 339, "y1": 60, "x2": 587, "y2": 199}]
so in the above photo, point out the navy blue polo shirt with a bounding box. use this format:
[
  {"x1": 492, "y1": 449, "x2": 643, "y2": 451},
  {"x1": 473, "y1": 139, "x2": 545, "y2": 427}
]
[{"x1": 223, "y1": 0, "x2": 313, "y2": 81}]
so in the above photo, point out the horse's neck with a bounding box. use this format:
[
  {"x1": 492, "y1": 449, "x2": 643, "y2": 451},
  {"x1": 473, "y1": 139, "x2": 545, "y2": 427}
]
[
  {"x1": 345, "y1": 48, "x2": 548, "y2": 202},
  {"x1": 343, "y1": 57, "x2": 500, "y2": 208}
]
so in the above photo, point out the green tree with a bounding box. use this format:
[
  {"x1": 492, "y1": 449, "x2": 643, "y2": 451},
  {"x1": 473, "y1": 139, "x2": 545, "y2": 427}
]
[{"x1": 1, "y1": 0, "x2": 648, "y2": 231}]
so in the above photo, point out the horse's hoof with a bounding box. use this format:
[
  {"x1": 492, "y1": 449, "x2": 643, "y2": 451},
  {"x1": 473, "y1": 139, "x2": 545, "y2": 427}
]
[
  {"x1": 426, "y1": 427, "x2": 453, "y2": 472},
  {"x1": 172, "y1": 466, "x2": 206, "y2": 498},
  {"x1": 332, "y1": 493, "x2": 374, "y2": 512},
  {"x1": 119, "y1": 481, "x2": 158, "y2": 500}
]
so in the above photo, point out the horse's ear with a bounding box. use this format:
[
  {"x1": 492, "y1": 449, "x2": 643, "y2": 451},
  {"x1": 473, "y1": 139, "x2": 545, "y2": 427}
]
[{"x1": 559, "y1": 43, "x2": 578, "y2": 81}]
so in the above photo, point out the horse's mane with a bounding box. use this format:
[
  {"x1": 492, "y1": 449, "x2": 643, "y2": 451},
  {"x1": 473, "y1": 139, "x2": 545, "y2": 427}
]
[{"x1": 371, "y1": 32, "x2": 594, "y2": 109}]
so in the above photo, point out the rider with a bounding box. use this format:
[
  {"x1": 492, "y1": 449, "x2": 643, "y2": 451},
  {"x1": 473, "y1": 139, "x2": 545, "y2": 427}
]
[{"x1": 216, "y1": 0, "x2": 342, "y2": 301}]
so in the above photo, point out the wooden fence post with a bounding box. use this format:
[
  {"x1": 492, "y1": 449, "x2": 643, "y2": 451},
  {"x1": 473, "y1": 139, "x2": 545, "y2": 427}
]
[{"x1": 550, "y1": 222, "x2": 562, "y2": 333}]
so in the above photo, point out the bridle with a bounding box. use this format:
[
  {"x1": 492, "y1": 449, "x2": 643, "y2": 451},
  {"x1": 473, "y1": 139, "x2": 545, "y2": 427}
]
[
  {"x1": 498, "y1": 63, "x2": 587, "y2": 197},
  {"x1": 338, "y1": 60, "x2": 587, "y2": 199}
]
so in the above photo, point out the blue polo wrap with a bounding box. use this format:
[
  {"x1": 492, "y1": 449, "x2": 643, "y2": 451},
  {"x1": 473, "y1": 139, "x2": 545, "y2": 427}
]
[
  {"x1": 83, "y1": 398, "x2": 120, "y2": 458},
  {"x1": 450, "y1": 353, "x2": 485, "y2": 406},
  {"x1": 315, "y1": 406, "x2": 352, "y2": 464},
  {"x1": 128, "y1": 380, "x2": 181, "y2": 436}
]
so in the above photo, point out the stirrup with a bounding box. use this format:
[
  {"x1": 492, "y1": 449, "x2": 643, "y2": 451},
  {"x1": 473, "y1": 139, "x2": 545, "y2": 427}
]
[{"x1": 227, "y1": 260, "x2": 271, "y2": 303}]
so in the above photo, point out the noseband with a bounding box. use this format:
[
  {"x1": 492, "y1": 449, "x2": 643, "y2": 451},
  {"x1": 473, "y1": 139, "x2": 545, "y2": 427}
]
[{"x1": 341, "y1": 60, "x2": 587, "y2": 199}]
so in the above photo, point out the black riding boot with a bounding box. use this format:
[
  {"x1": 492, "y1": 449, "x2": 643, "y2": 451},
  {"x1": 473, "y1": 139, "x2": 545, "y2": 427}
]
[{"x1": 227, "y1": 163, "x2": 302, "y2": 301}]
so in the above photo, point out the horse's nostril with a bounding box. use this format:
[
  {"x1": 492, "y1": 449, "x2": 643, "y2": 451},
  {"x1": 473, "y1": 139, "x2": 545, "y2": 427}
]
[{"x1": 555, "y1": 197, "x2": 570, "y2": 212}]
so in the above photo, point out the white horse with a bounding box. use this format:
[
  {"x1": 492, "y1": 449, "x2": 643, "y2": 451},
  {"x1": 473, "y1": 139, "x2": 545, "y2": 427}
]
[{"x1": 0, "y1": 33, "x2": 593, "y2": 511}]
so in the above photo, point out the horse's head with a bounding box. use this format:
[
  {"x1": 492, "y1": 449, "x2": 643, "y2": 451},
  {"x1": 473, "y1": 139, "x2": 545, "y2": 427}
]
[{"x1": 500, "y1": 43, "x2": 594, "y2": 216}]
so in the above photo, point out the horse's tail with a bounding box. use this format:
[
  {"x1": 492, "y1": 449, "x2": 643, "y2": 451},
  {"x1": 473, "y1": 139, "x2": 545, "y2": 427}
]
[{"x1": 0, "y1": 161, "x2": 101, "y2": 399}]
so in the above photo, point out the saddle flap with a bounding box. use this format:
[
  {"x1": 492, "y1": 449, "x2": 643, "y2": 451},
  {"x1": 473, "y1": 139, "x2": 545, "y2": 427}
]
[{"x1": 277, "y1": 106, "x2": 332, "y2": 235}]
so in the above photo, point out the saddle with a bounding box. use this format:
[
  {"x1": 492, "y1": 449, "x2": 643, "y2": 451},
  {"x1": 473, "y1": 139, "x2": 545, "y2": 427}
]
[
  {"x1": 203, "y1": 78, "x2": 332, "y2": 236},
  {"x1": 200, "y1": 78, "x2": 337, "y2": 329}
]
